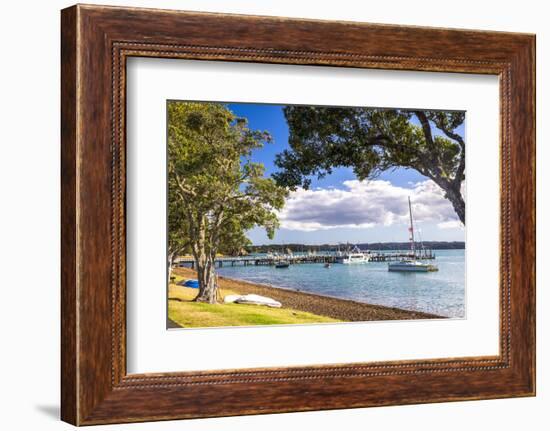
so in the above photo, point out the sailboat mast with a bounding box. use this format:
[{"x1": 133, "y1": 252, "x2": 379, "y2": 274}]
[{"x1": 408, "y1": 196, "x2": 416, "y2": 256}]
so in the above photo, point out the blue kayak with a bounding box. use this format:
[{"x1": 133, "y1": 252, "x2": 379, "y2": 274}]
[{"x1": 182, "y1": 279, "x2": 199, "y2": 288}]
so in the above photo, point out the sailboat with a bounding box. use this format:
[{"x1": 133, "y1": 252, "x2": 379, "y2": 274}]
[
  {"x1": 275, "y1": 243, "x2": 290, "y2": 268},
  {"x1": 388, "y1": 197, "x2": 438, "y2": 272}
]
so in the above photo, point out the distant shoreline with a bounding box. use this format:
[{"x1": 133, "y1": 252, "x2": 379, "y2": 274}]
[
  {"x1": 247, "y1": 243, "x2": 465, "y2": 254},
  {"x1": 174, "y1": 267, "x2": 443, "y2": 322}
]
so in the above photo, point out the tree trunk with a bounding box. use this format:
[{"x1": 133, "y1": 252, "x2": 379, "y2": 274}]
[
  {"x1": 194, "y1": 254, "x2": 218, "y2": 303},
  {"x1": 442, "y1": 183, "x2": 465, "y2": 225},
  {"x1": 192, "y1": 219, "x2": 219, "y2": 303},
  {"x1": 167, "y1": 251, "x2": 176, "y2": 285}
]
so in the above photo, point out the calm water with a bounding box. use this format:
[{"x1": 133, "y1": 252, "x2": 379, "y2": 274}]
[{"x1": 216, "y1": 249, "x2": 465, "y2": 318}]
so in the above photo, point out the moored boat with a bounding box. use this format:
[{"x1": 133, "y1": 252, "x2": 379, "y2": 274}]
[
  {"x1": 335, "y1": 245, "x2": 370, "y2": 264},
  {"x1": 388, "y1": 260, "x2": 438, "y2": 272},
  {"x1": 388, "y1": 197, "x2": 438, "y2": 273}
]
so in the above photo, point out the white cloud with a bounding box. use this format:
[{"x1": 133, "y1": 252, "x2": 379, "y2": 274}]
[
  {"x1": 437, "y1": 220, "x2": 464, "y2": 229},
  {"x1": 278, "y1": 179, "x2": 462, "y2": 232}
]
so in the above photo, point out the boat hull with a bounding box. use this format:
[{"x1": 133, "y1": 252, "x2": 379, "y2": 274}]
[
  {"x1": 388, "y1": 263, "x2": 438, "y2": 272},
  {"x1": 338, "y1": 259, "x2": 369, "y2": 264},
  {"x1": 335, "y1": 254, "x2": 370, "y2": 264}
]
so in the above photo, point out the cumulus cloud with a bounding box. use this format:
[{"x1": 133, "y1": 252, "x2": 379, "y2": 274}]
[
  {"x1": 437, "y1": 220, "x2": 464, "y2": 229},
  {"x1": 277, "y1": 179, "x2": 462, "y2": 231}
]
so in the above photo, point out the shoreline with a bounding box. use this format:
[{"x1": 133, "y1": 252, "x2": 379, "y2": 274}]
[{"x1": 173, "y1": 267, "x2": 442, "y2": 322}]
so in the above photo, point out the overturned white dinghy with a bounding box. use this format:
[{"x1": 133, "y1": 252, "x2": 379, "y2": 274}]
[
  {"x1": 223, "y1": 294, "x2": 242, "y2": 304},
  {"x1": 224, "y1": 294, "x2": 282, "y2": 308}
]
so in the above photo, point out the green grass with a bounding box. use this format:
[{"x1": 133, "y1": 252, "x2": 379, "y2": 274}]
[{"x1": 168, "y1": 278, "x2": 340, "y2": 328}]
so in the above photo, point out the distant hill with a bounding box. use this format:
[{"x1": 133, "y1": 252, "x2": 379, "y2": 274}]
[
  {"x1": 247, "y1": 241, "x2": 465, "y2": 253},
  {"x1": 356, "y1": 241, "x2": 465, "y2": 250}
]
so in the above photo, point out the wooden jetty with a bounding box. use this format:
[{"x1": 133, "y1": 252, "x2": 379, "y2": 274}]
[{"x1": 176, "y1": 249, "x2": 435, "y2": 269}]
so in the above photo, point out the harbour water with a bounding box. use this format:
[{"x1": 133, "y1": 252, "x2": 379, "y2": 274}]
[{"x1": 216, "y1": 249, "x2": 465, "y2": 318}]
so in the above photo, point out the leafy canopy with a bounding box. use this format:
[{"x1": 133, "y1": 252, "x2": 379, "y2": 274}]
[
  {"x1": 168, "y1": 102, "x2": 288, "y2": 258},
  {"x1": 273, "y1": 106, "x2": 465, "y2": 224}
]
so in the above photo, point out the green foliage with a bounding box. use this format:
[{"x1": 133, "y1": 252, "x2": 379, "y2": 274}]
[
  {"x1": 168, "y1": 181, "x2": 191, "y2": 258},
  {"x1": 273, "y1": 107, "x2": 465, "y2": 223},
  {"x1": 168, "y1": 102, "x2": 288, "y2": 300}
]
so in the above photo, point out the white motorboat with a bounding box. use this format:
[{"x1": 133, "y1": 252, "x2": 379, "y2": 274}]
[
  {"x1": 388, "y1": 197, "x2": 438, "y2": 272},
  {"x1": 335, "y1": 246, "x2": 370, "y2": 264}
]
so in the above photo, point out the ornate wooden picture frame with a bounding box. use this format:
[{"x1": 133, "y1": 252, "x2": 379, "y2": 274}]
[{"x1": 61, "y1": 4, "x2": 535, "y2": 425}]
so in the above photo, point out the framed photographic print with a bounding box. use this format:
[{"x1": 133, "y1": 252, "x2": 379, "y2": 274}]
[{"x1": 61, "y1": 4, "x2": 535, "y2": 425}]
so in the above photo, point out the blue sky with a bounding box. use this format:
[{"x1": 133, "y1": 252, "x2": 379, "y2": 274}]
[{"x1": 227, "y1": 103, "x2": 465, "y2": 245}]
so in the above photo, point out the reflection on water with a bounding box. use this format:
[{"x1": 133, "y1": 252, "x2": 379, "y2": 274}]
[{"x1": 215, "y1": 249, "x2": 465, "y2": 318}]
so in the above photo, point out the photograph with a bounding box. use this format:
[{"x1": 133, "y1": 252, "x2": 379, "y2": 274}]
[{"x1": 167, "y1": 101, "x2": 466, "y2": 329}]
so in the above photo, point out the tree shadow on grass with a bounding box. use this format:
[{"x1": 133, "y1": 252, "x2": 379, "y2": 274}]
[{"x1": 168, "y1": 297, "x2": 185, "y2": 302}]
